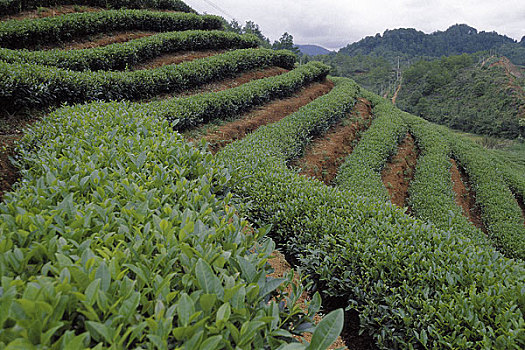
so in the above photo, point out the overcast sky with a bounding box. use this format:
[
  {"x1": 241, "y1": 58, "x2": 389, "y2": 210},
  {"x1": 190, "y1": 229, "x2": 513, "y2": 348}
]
[{"x1": 184, "y1": 0, "x2": 525, "y2": 51}]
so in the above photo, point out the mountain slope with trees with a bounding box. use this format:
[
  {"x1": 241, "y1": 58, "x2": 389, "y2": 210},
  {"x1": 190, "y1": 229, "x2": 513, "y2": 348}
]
[
  {"x1": 395, "y1": 53, "x2": 525, "y2": 138},
  {"x1": 339, "y1": 24, "x2": 525, "y2": 66}
]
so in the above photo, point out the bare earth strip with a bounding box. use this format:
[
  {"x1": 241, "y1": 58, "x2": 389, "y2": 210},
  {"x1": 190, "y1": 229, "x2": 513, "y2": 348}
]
[
  {"x1": 132, "y1": 50, "x2": 226, "y2": 70},
  {"x1": 0, "y1": 5, "x2": 102, "y2": 21},
  {"x1": 381, "y1": 133, "x2": 419, "y2": 210},
  {"x1": 292, "y1": 98, "x2": 373, "y2": 185},
  {"x1": 197, "y1": 80, "x2": 334, "y2": 153},
  {"x1": 510, "y1": 190, "x2": 525, "y2": 226},
  {"x1": 449, "y1": 159, "x2": 487, "y2": 232}
]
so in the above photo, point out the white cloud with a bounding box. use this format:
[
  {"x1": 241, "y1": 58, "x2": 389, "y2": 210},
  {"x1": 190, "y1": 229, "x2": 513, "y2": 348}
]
[{"x1": 184, "y1": 0, "x2": 525, "y2": 50}]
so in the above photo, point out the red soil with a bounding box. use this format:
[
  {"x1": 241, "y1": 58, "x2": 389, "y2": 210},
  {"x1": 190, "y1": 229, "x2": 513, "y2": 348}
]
[
  {"x1": 293, "y1": 98, "x2": 373, "y2": 185},
  {"x1": 0, "y1": 135, "x2": 21, "y2": 201},
  {"x1": 49, "y1": 31, "x2": 156, "y2": 50},
  {"x1": 0, "y1": 5, "x2": 101, "y2": 21},
  {"x1": 177, "y1": 66, "x2": 289, "y2": 97},
  {"x1": 381, "y1": 133, "x2": 419, "y2": 210},
  {"x1": 391, "y1": 81, "x2": 402, "y2": 105},
  {"x1": 511, "y1": 190, "x2": 525, "y2": 226},
  {"x1": 449, "y1": 159, "x2": 487, "y2": 231},
  {"x1": 200, "y1": 80, "x2": 334, "y2": 153},
  {"x1": 132, "y1": 50, "x2": 225, "y2": 70}
]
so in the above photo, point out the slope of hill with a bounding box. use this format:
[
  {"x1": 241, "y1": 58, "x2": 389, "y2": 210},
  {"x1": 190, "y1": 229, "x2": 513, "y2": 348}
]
[
  {"x1": 395, "y1": 53, "x2": 525, "y2": 138},
  {"x1": 339, "y1": 24, "x2": 525, "y2": 66},
  {"x1": 297, "y1": 44, "x2": 331, "y2": 56},
  {"x1": 1, "y1": 1, "x2": 524, "y2": 349}
]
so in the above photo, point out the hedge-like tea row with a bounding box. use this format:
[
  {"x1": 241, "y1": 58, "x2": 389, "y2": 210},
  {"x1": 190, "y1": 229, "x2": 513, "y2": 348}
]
[
  {"x1": 0, "y1": 0, "x2": 194, "y2": 15},
  {"x1": 0, "y1": 48, "x2": 296, "y2": 111},
  {"x1": 0, "y1": 10, "x2": 221, "y2": 48},
  {"x1": 445, "y1": 132, "x2": 525, "y2": 260},
  {"x1": 335, "y1": 91, "x2": 408, "y2": 201},
  {"x1": 218, "y1": 78, "x2": 525, "y2": 349},
  {"x1": 146, "y1": 61, "x2": 329, "y2": 130},
  {"x1": 0, "y1": 30, "x2": 258, "y2": 71},
  {"x1": 402, "y1": 113, "x2": 488, "y2": 243},
  {"x1": 0, "y1": 101, "x2": 342, "y2": 348}
]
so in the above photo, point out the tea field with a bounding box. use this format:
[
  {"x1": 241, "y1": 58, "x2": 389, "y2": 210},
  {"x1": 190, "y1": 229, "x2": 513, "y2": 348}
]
[{"x1": 0, "y1": 1, "x2": 523, "y2": 349}]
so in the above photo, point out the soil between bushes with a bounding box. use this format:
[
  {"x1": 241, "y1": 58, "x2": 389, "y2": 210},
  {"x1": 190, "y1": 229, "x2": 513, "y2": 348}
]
[
  {"x1": 381, "y1": 133, "x2": 419, "y2": 210},
  {"x1": 292, "y1": 97, "x2": 373, "y2": 185},
  {"x1": 449, "y1": 159, "x2": 487, "y2": 232}
]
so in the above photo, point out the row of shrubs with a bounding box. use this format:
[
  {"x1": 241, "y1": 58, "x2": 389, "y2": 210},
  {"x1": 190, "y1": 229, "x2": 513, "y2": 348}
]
[
  {"x1": 218, "y1": 77, "x2": 525, "y2": 349},
  {"x1": 0, "y1": 48, "x2": 296, "y2": 111},
  {"x1": 445, "y1": 131, "x2": 525, "y2": 260},
  {"x1": 0, "y1": 30, "x2": 259, "y2": 71},
  {"x1": 335, "y1": 90, "x2": 408, "y2": 200},
  {"x1": 0, "y1": 0, "x2": 194, "y2": 16},
  {"x1": 0, "y1": 99, "x2": 343, "y2": 349},
  {"x1": 147, "y1": 61, "x2": 329, "y2": 130},
  {"x1": 402, "y1": 113, "x2": 488, "y2": 243},
  {"x1": 0, "y1": 9, "x2": 221, "y2": 48}
]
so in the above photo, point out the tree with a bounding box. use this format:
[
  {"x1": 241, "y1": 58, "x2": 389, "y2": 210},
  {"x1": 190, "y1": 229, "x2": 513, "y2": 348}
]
[{"x1": 272, "y1": 32, "x2": 300, "y2": 55}]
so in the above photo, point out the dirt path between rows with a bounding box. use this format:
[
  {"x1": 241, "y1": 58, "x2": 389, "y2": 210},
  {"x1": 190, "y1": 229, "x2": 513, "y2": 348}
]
[
  {"x1": 291, "y1": 98, "x2": 373, "y2": 185},
  {"x1": 173, "y1": 66, "x2": 289, "y2": 98},
  {"x1": 381, "y1": 133, "x2": 419, "y2": 210},
  {"x1": 37, "y1": 31, "x2": 156, "y2": 51},
  {"x1": 391, "y1": 81, "x2": 402, "y2": 105},
  {"x1": 196, "y1": 80, "x2": 334, "y2": 153},
  {"x1": 0, "y1": 135, "x2": 21, "y2": 201},
  {"x1": 510, "y1": 190, "x2": 525, "y2": 226},
  {"x1": 0, "y1": 5, "x2": 102, "y2": 21},
  {"x1": 449, "y1": 159, "x2": 487, "y2": 232},
  {"x1": 132, "y1": 50, "x2": 225, "y2": 70}
]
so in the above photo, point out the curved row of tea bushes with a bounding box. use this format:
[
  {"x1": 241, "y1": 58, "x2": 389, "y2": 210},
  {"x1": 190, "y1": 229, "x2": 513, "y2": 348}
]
[
  {"x1": 148, "y1": 61, "x2": 330, "y2": 130},
  {"x1": 0, "y1": 48, "x2": 296, "y2": 111},
  {"x1": 0, "y1": 10, "x2": 221, "y2": 48},
  {"x1": 0, "y1": 30, "x2": 259, "y2": 71},
  {"x1": 0, "y1": 0, "x2": 194, "y2": 15},
  {"x1": 445, "y1": 133, "x2": 525, "y2": 260},
  {"x1": 218, "y1": 78, "x2": 525, "y2": 349},
  {"x1": 335, "y1": 92, "x2": 408, "y2": 201},
  {"x1": 402, "y1": 113, "x2": 489, "y2": 243},
  {"x1": 0, "y1": 100, "x2": 341, "y2": 349}
]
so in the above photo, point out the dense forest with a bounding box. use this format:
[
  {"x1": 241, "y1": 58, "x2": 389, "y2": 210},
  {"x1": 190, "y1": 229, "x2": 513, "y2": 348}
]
[
  {"x1": 395, "y1": 54, "x2": 525, "y2": 138},
  {"x1": 339, "y1": 24, "x2": 525, "y2": 66}
]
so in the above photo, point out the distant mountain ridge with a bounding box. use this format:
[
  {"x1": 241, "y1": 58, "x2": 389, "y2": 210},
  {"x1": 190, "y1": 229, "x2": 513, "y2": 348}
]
[
  {"x1": 297, "y1": 44, "x2": 332, "y2": 56},
  {"x1": 339, "y1": 24, "x2": 525, "y2": 66}
]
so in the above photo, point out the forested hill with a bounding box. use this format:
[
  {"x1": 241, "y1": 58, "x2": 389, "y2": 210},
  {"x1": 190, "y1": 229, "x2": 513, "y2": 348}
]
[{"x1": 339, "y1": 24, "x2": 525, "y2": 65}]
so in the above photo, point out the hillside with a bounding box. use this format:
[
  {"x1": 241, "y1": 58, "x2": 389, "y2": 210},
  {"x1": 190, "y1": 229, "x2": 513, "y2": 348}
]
[
  {"x1": 395, "y1": 53, "x2": 525, "y2": 138},
  {"x1": 0, "y1": 1, "x2": 524, "y2": 349},
  {"x1": 297, "y1": 44, "x2": 332, "y2": 56},
  {"x1": 339, "y1": 24, "x2": 525, "y2": 66}
]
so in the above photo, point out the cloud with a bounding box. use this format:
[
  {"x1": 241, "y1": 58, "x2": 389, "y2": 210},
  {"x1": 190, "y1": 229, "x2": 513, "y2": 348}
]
[{"x1": 184, "y1": 0, "x2": 525, "y2": 50}]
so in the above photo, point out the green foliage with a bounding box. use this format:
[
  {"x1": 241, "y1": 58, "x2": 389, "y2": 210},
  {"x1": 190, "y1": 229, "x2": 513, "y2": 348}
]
[
  {"x1": 0, "y1": 0, "x2": 195, "y2": 15},
  {"x1": 402, "y1": 113, "x2": 488, "y2": 241},
  {"x1": 147, "y1": 61, "x2": 330, "y2": 130},
  {"x1": 335, "y1": 90, "x2": 408, "y2": 200},
  {"x1": 219, "y1": 77, "x2": 525, "y2": 349},
  {"x1": 272, "y1": 32, "x2": 300, "y2": 56},
  {"x1": 316, "y1": 53, "x2": 395, "y2": 95},
  {"x1": 0, "y1": 48, "x2": 296, "y2": 111},
  {"x1": 0, "y1": 10, "x2": 221, "y2": 49},
  {"x1": 0, "y1": 100, "x2": 325, "y2": 348},
  {"x1": 443, "y1": 130, "x2": 525, "y2": 259},
  {"x1": 396, "y1": 54, "x2": 524, "y2": 139},
  {"x1": 224, "y1": 19, "x2": 271, "y2": 48},
  {"x1": 0, "y1": 30, "x2": 259, "y2": 71},
  {"x1": 339, "y1": 24, "x2": 522, "y2": 65}
]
